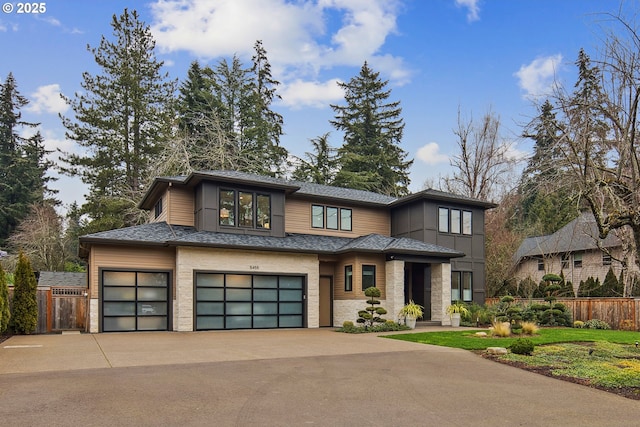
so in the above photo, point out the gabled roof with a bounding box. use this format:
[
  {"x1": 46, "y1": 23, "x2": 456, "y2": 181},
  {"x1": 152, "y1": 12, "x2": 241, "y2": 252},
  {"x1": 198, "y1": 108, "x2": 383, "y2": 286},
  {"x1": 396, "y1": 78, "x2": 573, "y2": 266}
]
[
  {"x1": 80, "y1": 222, "x2": 464, "y2": 260},
  {"x1": 515, "y1": 211, "x2": 621, "y2": 262},
  {"x1": 139, "y1": 170, "x2": 494, "y2": 210},
  {"x1": 38, "y1": 272, "x2": 87, "y2": 287}
]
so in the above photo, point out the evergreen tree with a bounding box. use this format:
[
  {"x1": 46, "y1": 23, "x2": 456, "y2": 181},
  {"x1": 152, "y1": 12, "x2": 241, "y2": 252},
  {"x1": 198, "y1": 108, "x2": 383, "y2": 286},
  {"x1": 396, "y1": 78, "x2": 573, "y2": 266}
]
[
  {"x1": 291, "y1": 133, "x2": 338, "y2": 184},
  {"x1": 177, "y1": 61, "x2": 217, "y2": 137},
  {"x1": 517, "y1": 100, "x2": 578, "y2": 236},
  {"x1": 330, "y1": 62, "x2": 412, "y2": 196},
  {"x1": 9, "y1": 252, "x2": 38, "y2": 334},
  {"x1": 0, "y1": 263, "x2": 10, "y2": 334},
  {"x1": 602, "y1": 267, "x2": 622, "y2": 297},
  {"x1": 60, "y1": 9, "x2": 177, "y2": 233},
  {"x1": 0, "y1": 73, "x2": 53, "y2": 245}
]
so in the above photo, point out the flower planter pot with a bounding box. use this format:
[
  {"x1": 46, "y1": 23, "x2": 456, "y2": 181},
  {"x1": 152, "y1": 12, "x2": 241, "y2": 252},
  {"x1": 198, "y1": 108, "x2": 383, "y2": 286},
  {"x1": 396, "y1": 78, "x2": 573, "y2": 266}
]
[
  {"x1": 450, "y1": 313, "x2": 461, "y2": 327},
  {"x1": 405, "y1": 316, "x2": 417, "y2": 329}
]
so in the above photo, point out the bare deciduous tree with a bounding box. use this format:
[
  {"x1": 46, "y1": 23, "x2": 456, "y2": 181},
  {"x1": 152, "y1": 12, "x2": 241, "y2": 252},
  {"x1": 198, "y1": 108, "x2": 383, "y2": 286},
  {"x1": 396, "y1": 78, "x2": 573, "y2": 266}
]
[{"x1": 443, "y1": 108, "x2": 520, "y2": 202}]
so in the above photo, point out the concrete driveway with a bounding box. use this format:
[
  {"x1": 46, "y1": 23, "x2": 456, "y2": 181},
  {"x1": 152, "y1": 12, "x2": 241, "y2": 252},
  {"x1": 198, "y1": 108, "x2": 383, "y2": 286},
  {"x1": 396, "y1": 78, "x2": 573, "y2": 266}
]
[{"x1": 1, "y1": 328, "x2": 638, "y2": 426}]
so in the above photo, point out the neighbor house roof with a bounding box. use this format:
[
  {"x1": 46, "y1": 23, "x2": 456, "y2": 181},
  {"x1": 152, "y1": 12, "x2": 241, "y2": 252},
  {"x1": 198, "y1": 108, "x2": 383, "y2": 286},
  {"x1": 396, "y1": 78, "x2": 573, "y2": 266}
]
[
  {"x1": 138, "y1": 170, "x2": 495, "y2": 210},
  {"x1": 38, "y1": 271, "x2": 87, "y2": 287},
  {"x1": 80, "y1": 222, "x2": 465, "y2": 260},
  {"x1": 515, "y1": 211, "x2": 621, "y2": 262}
]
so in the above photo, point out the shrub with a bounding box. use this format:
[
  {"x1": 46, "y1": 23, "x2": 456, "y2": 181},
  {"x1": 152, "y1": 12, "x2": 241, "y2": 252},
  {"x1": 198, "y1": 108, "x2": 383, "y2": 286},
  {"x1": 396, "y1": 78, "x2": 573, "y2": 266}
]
[
  {"x1": 573, "y1": 320, "x2": 585, "y2": 328},
  {"x1": 0, "y1": 263, "x2": 10, "y2": 334},
  {"x1": 356, "y1": 287, "x2": 387, "y2": 329},
  {"x1": 583, "y1": 319, "x2": 610, "y2": 330},
  {"x1": 490, "y1": 320, "x2": 511, "y2": 337},
  {"x1": 510, "y1": 338, "x2": 535, "y2": 355},
  {"x1": 9, "y1": 252, "x2": 38, "y2": 334},
  {"x1": 521, "y1": 321, "x2": 539, "y2": 335}
]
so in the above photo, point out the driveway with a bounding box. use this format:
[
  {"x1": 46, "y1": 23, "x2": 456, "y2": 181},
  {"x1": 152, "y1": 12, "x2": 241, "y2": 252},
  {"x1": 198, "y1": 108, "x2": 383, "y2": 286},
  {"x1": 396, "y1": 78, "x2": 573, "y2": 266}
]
[{"x1": 1, "y1": 328, "x2": 638, "y2": 426}]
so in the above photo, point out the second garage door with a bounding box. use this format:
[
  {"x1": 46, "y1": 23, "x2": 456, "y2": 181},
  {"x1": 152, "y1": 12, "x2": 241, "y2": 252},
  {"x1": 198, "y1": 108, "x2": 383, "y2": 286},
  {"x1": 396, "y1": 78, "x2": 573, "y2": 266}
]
[{"x1": 195, "y1": 272, "x2": 305, "y2": 330}]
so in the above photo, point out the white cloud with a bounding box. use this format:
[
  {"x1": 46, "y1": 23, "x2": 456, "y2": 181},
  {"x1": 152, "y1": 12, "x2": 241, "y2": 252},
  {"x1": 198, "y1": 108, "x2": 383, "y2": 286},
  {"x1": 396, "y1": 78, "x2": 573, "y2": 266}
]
[
  {"x1": 26, "y1": 84, "x2": 68, "y2": 115},
  {"x1": 455, "y1": 0, "x2": 480, "y2": 22},
  {"x1": 149, "y1": 0, "x2": 408, "y2": 106},
  {"x1": 279, "y1": 78, "x2": 344, "y2": 109},
  {"x1": 416, "y1": 142, "x2": 449, "y2": 165},
  {"x1": 514, "y1": 54, "x2": 562, "y2": 99}
]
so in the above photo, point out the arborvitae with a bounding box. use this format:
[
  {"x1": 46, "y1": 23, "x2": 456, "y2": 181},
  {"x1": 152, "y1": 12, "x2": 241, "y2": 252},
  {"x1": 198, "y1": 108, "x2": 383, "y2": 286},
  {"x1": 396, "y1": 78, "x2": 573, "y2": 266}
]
[
  {"x1": 9, "y1": 252, "x2": 38, "y2": 334},
  {"x1": 0, "y1": 263, "x2": 10, "y2": 333}
]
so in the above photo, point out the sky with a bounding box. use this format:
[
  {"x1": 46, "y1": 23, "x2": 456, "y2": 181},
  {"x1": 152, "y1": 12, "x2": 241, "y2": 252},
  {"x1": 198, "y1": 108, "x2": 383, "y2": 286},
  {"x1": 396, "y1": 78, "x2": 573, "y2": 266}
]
[{"x1": 0, "y1": 0, "x2": 633, "y2": 211}]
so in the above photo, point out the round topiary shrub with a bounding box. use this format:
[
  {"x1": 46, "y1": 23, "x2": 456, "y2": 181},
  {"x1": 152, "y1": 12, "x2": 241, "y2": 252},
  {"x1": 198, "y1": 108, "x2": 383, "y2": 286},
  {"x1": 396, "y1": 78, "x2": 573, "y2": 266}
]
[{"x1": 510, "y1": 338, "x2": 535, "y2": 355}]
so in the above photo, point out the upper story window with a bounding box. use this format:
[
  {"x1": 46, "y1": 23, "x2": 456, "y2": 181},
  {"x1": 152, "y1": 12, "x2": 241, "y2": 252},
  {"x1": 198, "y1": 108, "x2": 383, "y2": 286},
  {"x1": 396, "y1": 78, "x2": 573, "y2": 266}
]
[
  {"x1": 573, "y1": 253, "x2": 583, "y2": 268},
  {"x1": 439, "y1": 207, "x2": 472, "y2": 235},
  {"x1": 220, "y1": 189, "x2": 270, "y2": 229},
  {"x1": 154, "y1": 197, "x2": 163, "y2": 219},
  {"x1": 561, "y1": 253, "x2": 570, "y2": 269},
  {"x1": 537, "y1": 258, "x2": 545, "y2": 271},
  {"x1": 602, "y1": 253, "x2": 612, "y2": 266},
  {"x1": 312, "y1": 205, "x2": 352, "y2": 231}
]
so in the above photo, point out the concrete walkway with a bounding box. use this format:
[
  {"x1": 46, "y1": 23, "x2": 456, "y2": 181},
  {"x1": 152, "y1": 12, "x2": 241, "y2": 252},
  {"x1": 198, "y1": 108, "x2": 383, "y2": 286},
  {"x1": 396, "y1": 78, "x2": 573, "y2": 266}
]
[{"x1": 1, "y1": 328, "x2": 638, "y2": 426}]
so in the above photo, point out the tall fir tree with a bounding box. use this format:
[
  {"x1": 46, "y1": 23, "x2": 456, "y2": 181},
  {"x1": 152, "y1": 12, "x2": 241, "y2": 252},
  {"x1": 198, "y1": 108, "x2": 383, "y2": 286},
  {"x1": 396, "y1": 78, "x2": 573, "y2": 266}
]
[
  {"x1": 9, "y1": 252, "x2": 38, "y2": 334},
  {"x1": 60, "y1": 9, "x2": 176, "y2": 233},
  {"x1": 0, "y1": 73, "x2": 53, "y2": 246},
  {"x1": 517, "y1": 100, "x2": 578, "y2": 236},
  {"x1": 330, "y1": 62, "x2": 412, "y2": 196},
  {"x1": 292, "y1": 133, "x2": 338, "y2": 184}
]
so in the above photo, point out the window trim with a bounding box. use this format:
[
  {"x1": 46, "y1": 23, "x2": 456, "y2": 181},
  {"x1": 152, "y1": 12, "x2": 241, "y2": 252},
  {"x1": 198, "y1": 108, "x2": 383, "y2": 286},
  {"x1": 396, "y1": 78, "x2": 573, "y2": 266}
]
[
  {"x1": 311, "y1": 205, "x2": 324, "y2": 228},
  {"x1": 438, "y1": 207, "x2": 449, "y2": 233},
  {"x1": 537, "y1": 258, "x2": 545, "y2": 271},
  {"x1": 340, "y1": 208, "x2": 352, "y2": 231},
  {"x1": 154, "y1": 197, "x2": 163, "y2": 219},
  {"x1": 326, "y1": 206, "x2": 339, "y2": 230},
  {"x1": 220, "y1": 189, "x2": 271, "y2": 230},
  {"x1": 573, "y1": 253, "x2": 583, "y2": 268},
  {"x1": 462, "y1": 211, "x2": 472, "y2": 235}
]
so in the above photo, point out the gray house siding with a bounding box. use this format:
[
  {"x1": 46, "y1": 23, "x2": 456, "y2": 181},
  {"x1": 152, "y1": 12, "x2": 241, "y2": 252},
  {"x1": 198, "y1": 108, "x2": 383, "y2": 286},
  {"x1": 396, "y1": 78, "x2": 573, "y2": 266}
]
[{"x1": 391, "y1": 200, "x2": 487, "y2": 303}]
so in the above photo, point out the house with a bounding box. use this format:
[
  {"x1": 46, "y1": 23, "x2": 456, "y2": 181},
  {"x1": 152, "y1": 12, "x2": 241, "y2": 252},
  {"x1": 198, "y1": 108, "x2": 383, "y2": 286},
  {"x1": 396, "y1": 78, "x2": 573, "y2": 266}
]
[
  {"x1": 513, "y1": 211, "x2": 635, "y2": 293},
  {"x1": 79, "y1": 170, "x2": 495, "y2": 333}
]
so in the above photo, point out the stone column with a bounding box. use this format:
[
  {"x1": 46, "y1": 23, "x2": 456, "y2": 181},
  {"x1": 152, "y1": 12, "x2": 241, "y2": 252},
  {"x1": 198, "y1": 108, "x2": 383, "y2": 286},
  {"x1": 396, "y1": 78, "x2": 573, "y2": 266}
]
[
  {"x1": 385, "y1": 259, "x2": 405, "y2": 322},
  {"x1": 431, "y1": 262, "x2": 451, "y2": 325}
]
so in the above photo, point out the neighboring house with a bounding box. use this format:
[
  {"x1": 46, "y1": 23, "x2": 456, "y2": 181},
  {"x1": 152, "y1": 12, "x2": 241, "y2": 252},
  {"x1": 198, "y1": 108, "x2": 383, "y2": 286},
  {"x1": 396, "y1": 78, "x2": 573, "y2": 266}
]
[
  {"x1": 38, "y1": 271, "x2": 87, "y2": 288},
  {"x1": 79, "y1": 170, "x2": 495, "y2": 333},
  {"x1": 514, "y1": 211, "x2": 634, "y2": 293}
]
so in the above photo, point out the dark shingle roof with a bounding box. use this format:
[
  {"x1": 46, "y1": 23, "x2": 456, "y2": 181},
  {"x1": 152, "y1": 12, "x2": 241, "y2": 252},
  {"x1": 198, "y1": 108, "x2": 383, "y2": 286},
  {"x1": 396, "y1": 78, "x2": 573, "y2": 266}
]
[
  {"x1": 38, "y1": 272, "x2": 87, "y2": 287},
  {"x1": 81, "y1": 222, "x2": 463, "y2": 259},
  {"x1": 515, "y1": 211, "x2": 620, "y2": 261}
]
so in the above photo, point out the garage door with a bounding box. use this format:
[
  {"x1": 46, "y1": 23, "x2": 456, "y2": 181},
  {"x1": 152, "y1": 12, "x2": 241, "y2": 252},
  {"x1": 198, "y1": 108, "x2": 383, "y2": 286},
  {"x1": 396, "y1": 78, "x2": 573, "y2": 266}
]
[
  {"x1": 195, "y1": 273, "x2": 305, "y2": 330},
  {"x1": 101, "y1": 270, "x2": 170, "y2": 332}
]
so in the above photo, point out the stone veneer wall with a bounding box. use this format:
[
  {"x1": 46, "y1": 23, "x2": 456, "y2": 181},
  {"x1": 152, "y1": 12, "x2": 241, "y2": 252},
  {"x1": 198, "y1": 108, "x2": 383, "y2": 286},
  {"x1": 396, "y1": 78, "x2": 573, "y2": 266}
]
[
  {"x1": 175, "y1": 247, "x2": 320, "y2": 331},
  {"x1": 89, "y1": 299, "x2": 99, "y2": 333},
  {"x1": 431, "y1": 262, "x2": 451, "y2": 325}
]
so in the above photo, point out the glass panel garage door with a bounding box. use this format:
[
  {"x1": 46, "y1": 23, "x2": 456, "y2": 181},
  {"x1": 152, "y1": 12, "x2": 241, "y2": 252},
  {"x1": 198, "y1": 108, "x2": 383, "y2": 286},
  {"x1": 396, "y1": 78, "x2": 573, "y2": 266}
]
[
  {"x1": 102, "y1": 270, "x2": 169, "y2": 332},
  {"x1": 195, "y1": 273, "x2": 304, "y2": 330}
]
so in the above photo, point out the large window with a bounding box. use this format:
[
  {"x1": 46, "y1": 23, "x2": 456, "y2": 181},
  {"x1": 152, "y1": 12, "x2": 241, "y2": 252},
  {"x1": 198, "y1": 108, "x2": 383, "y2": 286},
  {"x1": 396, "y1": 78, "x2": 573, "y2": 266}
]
[
  {"x1": 312, "y1": 205, "x2": 352, "y2": 231},
  {"x1": 451, "y1": 271, "x2": 472, "y2": 302},
  {"x1": 439, "y1": 207, "x2": 472, "y2": 235},
  {"x1": 362, "y1": 265, "x2": 376, "y2": 290},
  {"x1": 220, "y1": 189, "x2": 270, "y2": 229}
]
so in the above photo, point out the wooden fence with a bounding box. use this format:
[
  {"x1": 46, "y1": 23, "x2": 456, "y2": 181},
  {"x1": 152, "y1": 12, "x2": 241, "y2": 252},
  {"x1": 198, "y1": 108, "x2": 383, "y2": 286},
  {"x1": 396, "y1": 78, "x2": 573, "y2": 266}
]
[
  {"x1": 11, "y1": 286, "x2": 88, "y2": 334},
  {"x1": 486, "y1": 297, "x2": 640, "y2": 331}
]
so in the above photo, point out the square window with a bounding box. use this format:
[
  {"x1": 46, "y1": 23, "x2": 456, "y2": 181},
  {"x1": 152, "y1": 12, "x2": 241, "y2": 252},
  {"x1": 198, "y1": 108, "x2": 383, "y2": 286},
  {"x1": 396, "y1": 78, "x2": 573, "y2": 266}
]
[
  {"x1": 362, "y1": 265, "x2": 376, "y2": 290},
  {"x1": 312, "y1": 205, "x2": 324, "y2": 228},
  {"x1": 345, "y1": 265, "x2": 353, "y2": 292}
]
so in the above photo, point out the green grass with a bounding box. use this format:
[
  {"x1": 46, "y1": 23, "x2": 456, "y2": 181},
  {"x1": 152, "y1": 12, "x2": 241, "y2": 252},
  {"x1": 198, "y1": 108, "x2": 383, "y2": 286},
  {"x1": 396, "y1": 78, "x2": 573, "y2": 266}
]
[
  {"x1": 385, "y1": 328, "x2": 640, "y2": 393},
  {"x1": 384, "y1": 327, "x2": 640, "y2": 350}
]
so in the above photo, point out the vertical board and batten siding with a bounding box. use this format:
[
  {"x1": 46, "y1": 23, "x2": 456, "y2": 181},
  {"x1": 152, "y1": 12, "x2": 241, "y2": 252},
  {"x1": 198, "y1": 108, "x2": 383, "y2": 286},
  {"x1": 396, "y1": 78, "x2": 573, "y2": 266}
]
[
  {"x1": 89, "y1": 245, "x2": 176, "y2": 298},
  {"x1": 285, "y1": 198, "x2": 390, "y2": 237}
]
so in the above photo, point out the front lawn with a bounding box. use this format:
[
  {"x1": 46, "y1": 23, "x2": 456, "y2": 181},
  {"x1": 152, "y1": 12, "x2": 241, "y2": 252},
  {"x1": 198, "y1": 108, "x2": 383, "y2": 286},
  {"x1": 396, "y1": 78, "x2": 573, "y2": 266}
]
[{"x1": 385, "y1": 328, "x2": 640, "y2": 399}]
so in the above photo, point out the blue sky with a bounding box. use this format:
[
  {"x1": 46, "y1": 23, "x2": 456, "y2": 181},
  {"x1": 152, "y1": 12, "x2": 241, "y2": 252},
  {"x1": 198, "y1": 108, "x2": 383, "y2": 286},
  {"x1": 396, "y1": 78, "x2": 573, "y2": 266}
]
[{"x1": 0, "y1": 0, "x2": 629, "y2": 209}]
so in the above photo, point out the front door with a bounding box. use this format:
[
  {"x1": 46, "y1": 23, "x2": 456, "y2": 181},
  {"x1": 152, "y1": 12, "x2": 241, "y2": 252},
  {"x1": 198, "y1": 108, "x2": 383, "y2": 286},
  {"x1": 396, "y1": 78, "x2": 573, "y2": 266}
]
[{"x1": 319, "y1": 276, "x2": 332, "y2": 327}]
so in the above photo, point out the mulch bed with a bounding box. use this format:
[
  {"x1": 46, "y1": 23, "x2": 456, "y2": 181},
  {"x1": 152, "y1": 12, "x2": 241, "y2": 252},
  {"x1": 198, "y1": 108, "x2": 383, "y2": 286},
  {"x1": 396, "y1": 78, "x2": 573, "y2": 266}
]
[{"x1": 479, "y1": 351, "x2": 640, "y2": 400}]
